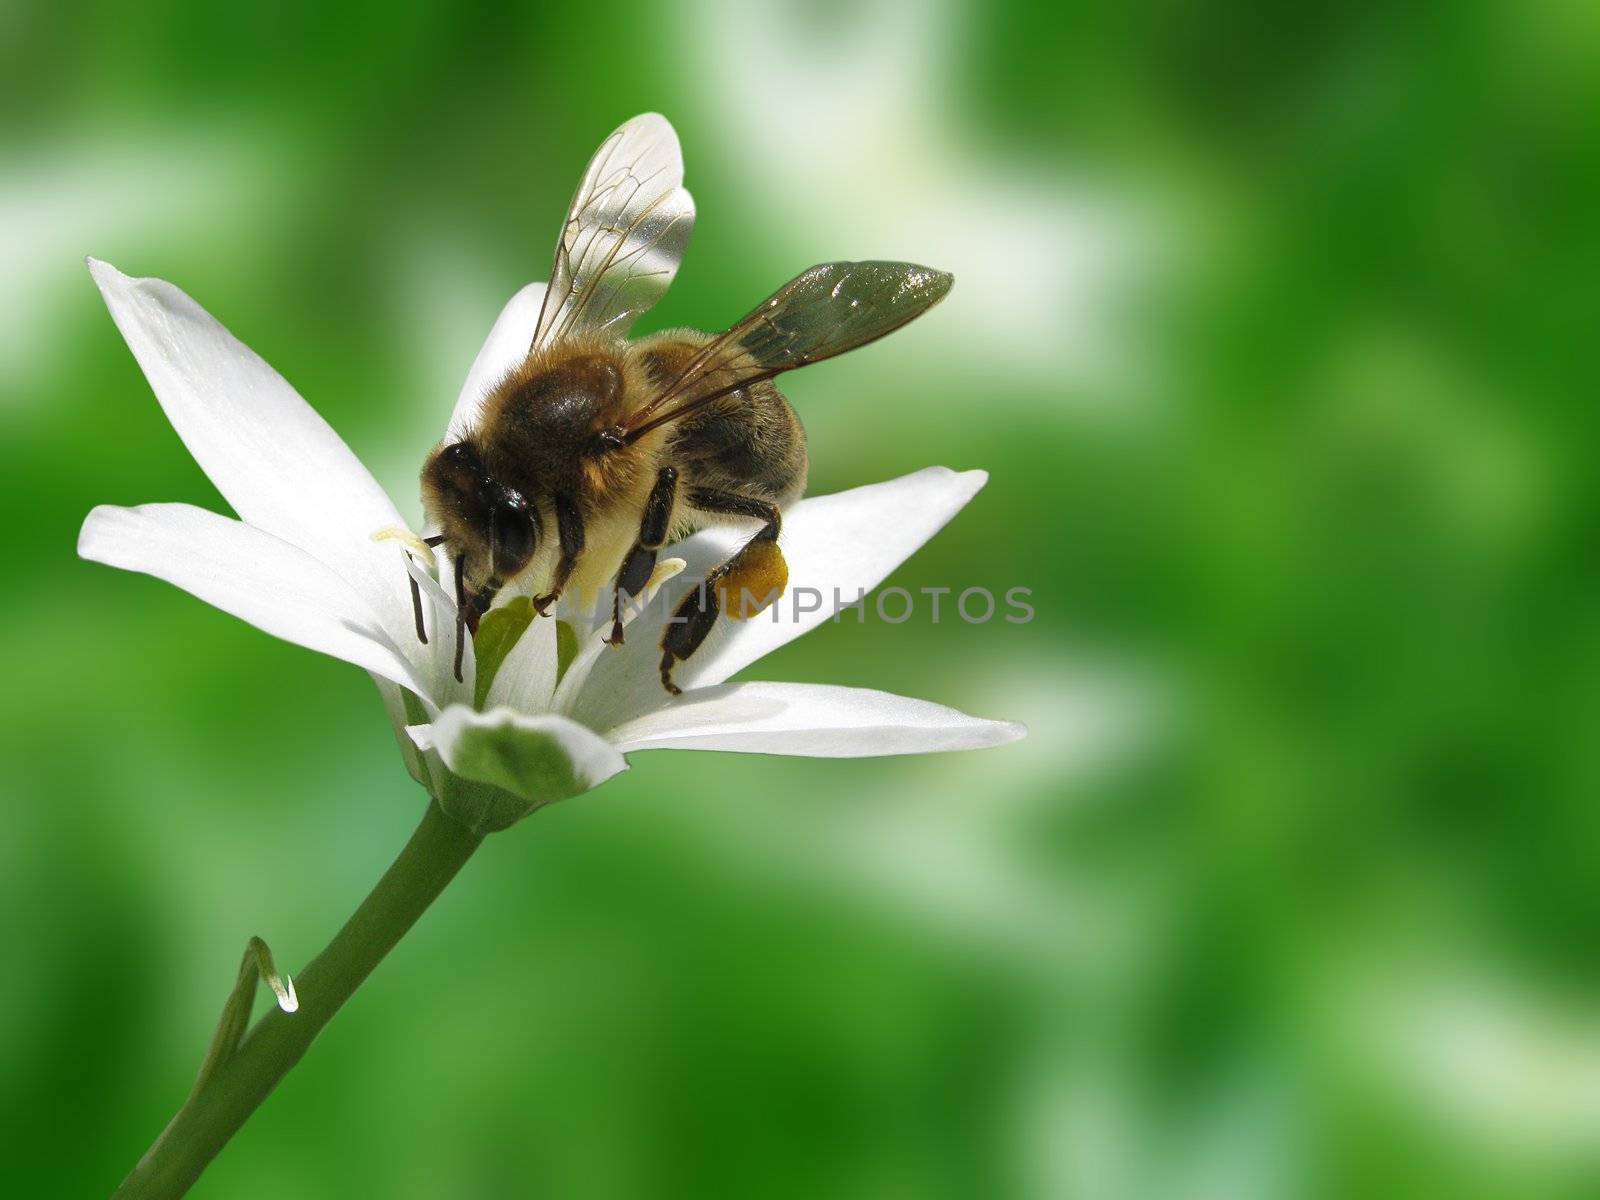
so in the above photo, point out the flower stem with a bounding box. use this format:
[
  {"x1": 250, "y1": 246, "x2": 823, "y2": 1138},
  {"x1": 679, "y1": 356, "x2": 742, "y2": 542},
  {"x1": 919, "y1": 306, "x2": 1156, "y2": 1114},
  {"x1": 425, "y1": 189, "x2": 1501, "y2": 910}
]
[{"x1": 113, "y1": 799, "x2": 483, "y2": 1198}]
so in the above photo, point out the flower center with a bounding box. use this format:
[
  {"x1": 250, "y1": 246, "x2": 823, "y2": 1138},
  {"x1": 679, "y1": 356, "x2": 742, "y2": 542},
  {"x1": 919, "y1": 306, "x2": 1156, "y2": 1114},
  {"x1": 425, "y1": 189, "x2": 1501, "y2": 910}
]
[{"x1": 471, "y1": 596, "x2": 536, "y2": 708}]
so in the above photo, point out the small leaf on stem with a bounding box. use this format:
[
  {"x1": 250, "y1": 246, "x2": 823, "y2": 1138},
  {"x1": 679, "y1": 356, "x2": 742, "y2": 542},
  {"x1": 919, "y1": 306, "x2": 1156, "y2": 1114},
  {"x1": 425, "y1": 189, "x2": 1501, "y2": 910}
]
[{"x1": 188, "y1": 936, "x2": 296, "y2": 1101}]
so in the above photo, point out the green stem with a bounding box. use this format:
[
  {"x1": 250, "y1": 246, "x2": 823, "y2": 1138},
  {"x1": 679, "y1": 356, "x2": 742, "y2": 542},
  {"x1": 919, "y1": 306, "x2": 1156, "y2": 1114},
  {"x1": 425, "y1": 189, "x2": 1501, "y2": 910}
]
[{"x1": 113, "y1": 799, "x2": 484, "y2": 1198}]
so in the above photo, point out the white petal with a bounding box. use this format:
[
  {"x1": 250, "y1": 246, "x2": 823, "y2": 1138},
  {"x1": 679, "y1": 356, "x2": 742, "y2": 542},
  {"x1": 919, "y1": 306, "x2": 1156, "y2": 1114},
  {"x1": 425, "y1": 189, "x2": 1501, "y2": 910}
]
[
  {"x1": 408, "y1": 704, "x2": 626, "y2": 805},
  {"x1": 605, "y1": 682, "x2": 1026, "y2": 756},
  {"x1": 482, "y1": 609, "x2": 558, "y2": 712},
  {"x1": 445, "y1": 281, "x2": 547, "y2": 442},
  {"x1": 551, "y1": 557, "x2": 686, "y2": 715},
  {"x1": 372, "y1": 674, "x2": 430, "y2": 787},
  {"x1": 80, "y1": 503, "x2": 434, "y2": 702},
  {"x1": 567, "y1": 467, "x2": 988, "y2": 730},
  {"x1": 87, "y1": 260, "x2": 419, "y2": 650},
  {"x1": 399, "y1": 548, "x2": 476, "y2": 707}
]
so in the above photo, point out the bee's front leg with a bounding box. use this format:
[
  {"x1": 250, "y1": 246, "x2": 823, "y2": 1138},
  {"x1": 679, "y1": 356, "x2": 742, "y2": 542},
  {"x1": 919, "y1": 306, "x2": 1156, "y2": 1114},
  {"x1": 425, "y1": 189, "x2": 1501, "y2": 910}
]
[
  {"x1": 659, "y1": 487, "x2": 787, "y2": 694},
  {"x1": 532, "y1": 493, "x2": 584, "y2": 616},
  {"x1": 605, "y1": 467, "x2": 677, "y2": 646}
]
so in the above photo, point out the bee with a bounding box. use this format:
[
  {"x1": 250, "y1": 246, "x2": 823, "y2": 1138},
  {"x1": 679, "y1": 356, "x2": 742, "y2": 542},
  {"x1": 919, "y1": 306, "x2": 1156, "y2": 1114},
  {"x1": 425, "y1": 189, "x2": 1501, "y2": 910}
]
[{"x1": 420, "y1": 113, "x2": 952, "y2": 693}]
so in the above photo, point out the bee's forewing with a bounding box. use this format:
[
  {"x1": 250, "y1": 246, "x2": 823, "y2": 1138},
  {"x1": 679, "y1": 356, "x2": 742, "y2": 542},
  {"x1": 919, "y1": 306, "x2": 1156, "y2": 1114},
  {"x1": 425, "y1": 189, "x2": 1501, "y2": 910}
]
[
  {"x1": 532, "y1": 113, "x2": 695, "y2": 350},
  {"x1": 627, "y1": 262, "x2": 953, "y2": 435},
  {"x1": 728, "y1": 261, "x2": 953, "y2": 374}
]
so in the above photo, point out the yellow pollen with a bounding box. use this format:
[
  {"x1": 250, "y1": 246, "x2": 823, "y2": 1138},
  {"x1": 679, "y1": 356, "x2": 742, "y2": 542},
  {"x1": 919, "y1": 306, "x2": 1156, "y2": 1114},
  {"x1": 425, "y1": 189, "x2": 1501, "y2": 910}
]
[
  {"x1": 372, "y1": 526, "x2": 436, "y2": 562},
  {"x1": 717, "y1": 540, "x2": 787, "y2": 620}
]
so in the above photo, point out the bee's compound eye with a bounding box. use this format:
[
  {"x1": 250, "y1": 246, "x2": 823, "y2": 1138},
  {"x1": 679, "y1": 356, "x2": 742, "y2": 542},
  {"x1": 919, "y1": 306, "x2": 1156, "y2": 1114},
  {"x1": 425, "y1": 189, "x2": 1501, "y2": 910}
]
[
  {"x1": 490, "y1": 494, "x2": 536, "y2": 573},
  {"x1": 442, "y1": 441, "x2": 479, "y2": 467}
]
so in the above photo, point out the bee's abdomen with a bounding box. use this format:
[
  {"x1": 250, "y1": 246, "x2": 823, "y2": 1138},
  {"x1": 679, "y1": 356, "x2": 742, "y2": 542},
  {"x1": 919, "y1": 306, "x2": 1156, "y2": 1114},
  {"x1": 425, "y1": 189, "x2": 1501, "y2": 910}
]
[
  {"x1": 632, "y1": 331, "x2": 808, "y2": 506},
  {"x1": 669, "y1": 380, "x2": 807, "y2": 504}
]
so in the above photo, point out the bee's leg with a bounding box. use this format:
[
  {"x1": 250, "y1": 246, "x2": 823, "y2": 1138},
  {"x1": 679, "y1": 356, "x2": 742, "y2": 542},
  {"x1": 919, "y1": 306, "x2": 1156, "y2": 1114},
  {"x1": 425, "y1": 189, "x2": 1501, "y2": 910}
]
[
  {"x1": 605, "y1": 467, "x2": 678, "y2": 647},
  {"x1": 659, "y1": 488, "x2": 787, "y2": 694},
  {"x1": 456, "y1": 558, "x2": 511, "y2": 681},
  {"x1": 453, "y1": 554, "x2": 468, "y2": 682},
  {"x1": 532, "y1": 493, "x2": 584, "y2": 616},
  {"x1": 462, "y1": 577, "x2": 504, "y2": 636}
]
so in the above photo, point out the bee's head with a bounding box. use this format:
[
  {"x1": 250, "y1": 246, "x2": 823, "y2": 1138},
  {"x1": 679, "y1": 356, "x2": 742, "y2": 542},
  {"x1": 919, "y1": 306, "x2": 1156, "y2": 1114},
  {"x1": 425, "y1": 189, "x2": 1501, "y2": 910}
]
[{"x1": 420, "y1": 440, "x2": 539, "y2": 603}]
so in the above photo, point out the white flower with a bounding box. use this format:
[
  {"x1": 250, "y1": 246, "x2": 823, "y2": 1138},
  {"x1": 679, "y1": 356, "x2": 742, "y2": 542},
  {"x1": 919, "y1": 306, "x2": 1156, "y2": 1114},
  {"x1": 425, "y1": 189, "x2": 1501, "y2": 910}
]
[{"x1": 78, "y1": 259, "x2": 1025, "y2": 833}]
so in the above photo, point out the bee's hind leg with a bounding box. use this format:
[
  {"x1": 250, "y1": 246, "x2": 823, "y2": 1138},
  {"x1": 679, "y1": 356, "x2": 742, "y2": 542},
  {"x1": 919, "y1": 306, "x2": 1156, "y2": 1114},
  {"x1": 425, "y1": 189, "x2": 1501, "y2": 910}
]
[
  {"x1": 605, "y1": 467, "x2": 678, "y2": 646},
  {"x1": 658, "y1": 487, "x2": 788, "y2": 694}
]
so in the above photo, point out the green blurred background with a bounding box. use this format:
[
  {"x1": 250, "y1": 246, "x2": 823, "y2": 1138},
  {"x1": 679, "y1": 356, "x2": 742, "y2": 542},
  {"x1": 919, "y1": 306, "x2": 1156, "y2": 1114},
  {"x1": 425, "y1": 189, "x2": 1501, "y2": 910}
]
[{"x1": 5, "y1": 1, "x2": 1598, "y2": 1196}]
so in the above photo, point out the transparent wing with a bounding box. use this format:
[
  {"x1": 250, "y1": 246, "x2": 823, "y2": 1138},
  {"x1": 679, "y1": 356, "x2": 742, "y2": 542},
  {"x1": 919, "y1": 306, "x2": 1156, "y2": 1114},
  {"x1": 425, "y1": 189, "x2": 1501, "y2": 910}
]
[
  {"x1": 532, "y1": 113, "x2": 695, "y2": 349},
  {"x1": 625, "y1": 262, "x2": 952, "y2": 438}
]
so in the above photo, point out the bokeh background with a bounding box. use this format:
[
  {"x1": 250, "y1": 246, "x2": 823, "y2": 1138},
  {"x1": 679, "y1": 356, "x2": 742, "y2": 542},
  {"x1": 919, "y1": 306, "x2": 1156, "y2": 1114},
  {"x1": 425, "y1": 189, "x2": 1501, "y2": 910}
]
[{"x1": 4, "y1": 0, "x2": 1598, "y2": 1196}]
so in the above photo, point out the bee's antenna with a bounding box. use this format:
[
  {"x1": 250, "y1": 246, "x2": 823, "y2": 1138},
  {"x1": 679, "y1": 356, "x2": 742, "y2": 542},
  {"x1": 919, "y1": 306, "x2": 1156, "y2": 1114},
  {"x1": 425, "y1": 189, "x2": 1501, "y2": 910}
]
[
  {"x1": 453, "y1": 555, "x2": 467, "y2": 684},
  {"x1": 424, "y1": 534, "x2": 446, "y2": 547},
  {"x1": 408, "y1": 570, "x2": 428, "y2": 644}
]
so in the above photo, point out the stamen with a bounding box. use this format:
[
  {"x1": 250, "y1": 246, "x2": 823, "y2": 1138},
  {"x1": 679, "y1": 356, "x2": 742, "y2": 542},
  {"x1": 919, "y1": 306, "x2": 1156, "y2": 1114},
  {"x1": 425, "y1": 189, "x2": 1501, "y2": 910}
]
[
  {"x1": 453, "y1": 555, "x2": 467, "y2": 684},
  {"x1": 375, "y1": 527, "x2": 437, "y2": 646},
  {"x1": 408, "y1": 573, "x2": 428, "y2": 644},
  {"x1": 647, "y1": 557, "x2": 687, "y2": 594},
  {"x1": 372, "y1": 526, "x2": 436, "y2": 561}
]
